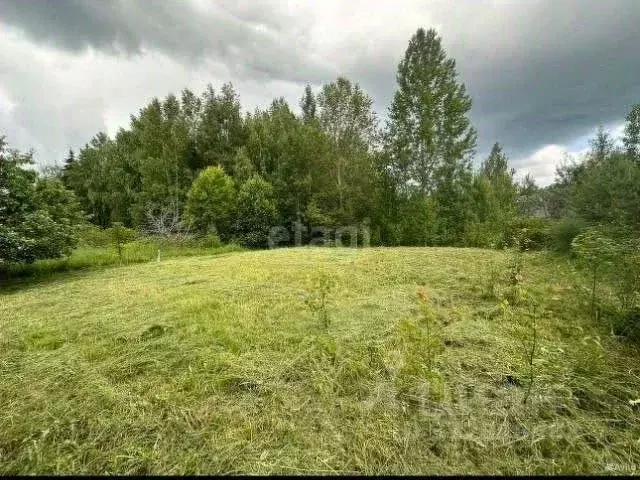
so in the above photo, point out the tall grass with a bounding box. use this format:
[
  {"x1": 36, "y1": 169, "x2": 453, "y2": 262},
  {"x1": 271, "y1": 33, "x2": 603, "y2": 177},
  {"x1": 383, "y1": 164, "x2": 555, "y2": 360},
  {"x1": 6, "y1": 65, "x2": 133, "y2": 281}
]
[{"x1": 0, "y1": 239, "x2": 243, "y2": 284}]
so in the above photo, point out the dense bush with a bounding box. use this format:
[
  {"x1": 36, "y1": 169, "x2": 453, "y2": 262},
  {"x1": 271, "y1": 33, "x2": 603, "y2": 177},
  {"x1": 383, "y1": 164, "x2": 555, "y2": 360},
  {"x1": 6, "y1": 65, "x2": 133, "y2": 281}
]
[
  {"x1": 502, "y1": 217, "x2": 553, "y2": 251},
  {"x1": 395, "y1": 196, "x2": 437, "y2": 246},
  {"x1": 610, "y1": 238, "x2": 640, "y2": 312},
  {"x1": 615, "y1": 308, "x2": 640, "y2": 342},
  {"x1": 0, "y1": 138, "x2": 84, "y2": 265},
  {"x1": 464, "y1": 221, "x2": 504, "y2": 249},
  {"x1": 235, "y1": 175, "x2": 278, "y2": 248},
  {"x1": 191, "y1": 232, "x2": 223, "y2": 249},
  {"x1": 550, "y1": 217, "x2": 587, "y2": 254},
  {"x1": 76, "y1": 224, "x2": 112, "y2": 247},
  {"x1": 184, "y1": 166, "x2": 237, "y2": 237}
]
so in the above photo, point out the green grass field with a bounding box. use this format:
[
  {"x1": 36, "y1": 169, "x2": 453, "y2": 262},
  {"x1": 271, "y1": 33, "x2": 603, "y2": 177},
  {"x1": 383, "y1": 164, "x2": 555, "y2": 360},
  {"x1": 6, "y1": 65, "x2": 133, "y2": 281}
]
[{"x1": 1, "y1": 247, "x2": 639, "y2": 474}]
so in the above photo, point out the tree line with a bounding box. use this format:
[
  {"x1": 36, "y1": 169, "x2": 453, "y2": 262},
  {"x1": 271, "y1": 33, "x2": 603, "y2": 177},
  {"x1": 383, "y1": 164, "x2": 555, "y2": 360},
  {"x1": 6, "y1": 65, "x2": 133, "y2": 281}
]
[{"x1": 2, "y1": 27, "x2": 640, "y2": 264}]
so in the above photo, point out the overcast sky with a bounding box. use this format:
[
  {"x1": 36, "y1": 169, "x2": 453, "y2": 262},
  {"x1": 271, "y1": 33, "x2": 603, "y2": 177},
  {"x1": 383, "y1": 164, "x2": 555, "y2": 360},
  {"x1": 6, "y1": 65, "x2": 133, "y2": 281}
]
[{"x1": 1, "y1": 0, "x2": 639, "y2": 186}]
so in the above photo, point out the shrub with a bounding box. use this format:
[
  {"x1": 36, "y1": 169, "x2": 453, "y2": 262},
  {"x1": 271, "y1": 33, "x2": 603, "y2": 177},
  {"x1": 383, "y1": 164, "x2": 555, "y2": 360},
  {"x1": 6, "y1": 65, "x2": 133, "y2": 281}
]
[
  {"x1": 0, "y1": 141, "x2": 83, "y2": 265},
  {"x1": 0, "y1": 211, "x2": 78, "y2": 265},
  {"x1": 464, "y1": 221, "x2": 504, "y2": 249},
  {"x1": 192, "y1": 232, "x2": 223, "y2": 249},
  {"x1": 571, "y1": 227, "x2": 618, "y2": 318},
  {"x1": 76, "y1": 224, "x2": 111, "y2": 247},
  {"x1": 398, "y1": 196, "x2": 437, "y2": 246},
  {"x1": 234, "y1": 175, "x2": 278, "y2": 248},
  {"x1": 393, "y1": 287, "x2": 445, "y2": 404},
  {"x1": 304, "y1": 270, "x2": 335, "y2": 331},
  {"x1": 614, "y1": 308, "x2": 640, "y2": 342},
  {"x1": 550, "y1": 217, "x2": 587, "y2": 254},
  {"x1": 610, "y1": 238, "x2": 640, "y2": 312},
  {"x1": 106, "y1": 223, "x2": 137, "y2": 261},
  {"x1": 503, "y1": 216, "x2": 552, "y2": 251},
  {"x1": 184, "y1": 166, "x2": 236, "y2": 237}
]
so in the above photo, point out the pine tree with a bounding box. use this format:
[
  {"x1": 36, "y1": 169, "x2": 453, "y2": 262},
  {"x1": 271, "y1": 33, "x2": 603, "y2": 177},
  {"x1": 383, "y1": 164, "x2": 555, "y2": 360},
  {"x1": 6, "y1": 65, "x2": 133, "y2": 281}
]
[
  {"x1": 64, "y1": 149, "x2": 75, "y2": 166},
  {"x1": 300, "y1": 84, "x2": 317, "y2": 124},
  {"x1": 61, "y1": 149, "x2": 75, "y2": 188}
]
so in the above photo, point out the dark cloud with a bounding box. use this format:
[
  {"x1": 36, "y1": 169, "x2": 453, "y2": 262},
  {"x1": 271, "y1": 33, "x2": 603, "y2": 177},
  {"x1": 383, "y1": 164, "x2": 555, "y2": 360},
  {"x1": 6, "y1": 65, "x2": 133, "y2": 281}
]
[
  {"x1": 0, "y1": 0, "x2": 330, "y2": 82},
  {"x1": 327, "y1": 0, "x2": 640, "y2": 161},
  {"x1": 454, "y1": 0, "x2": 640, "y2": 160},
  {"x1": 1, "y1": 0, "x2": 639, "y2": 177}
]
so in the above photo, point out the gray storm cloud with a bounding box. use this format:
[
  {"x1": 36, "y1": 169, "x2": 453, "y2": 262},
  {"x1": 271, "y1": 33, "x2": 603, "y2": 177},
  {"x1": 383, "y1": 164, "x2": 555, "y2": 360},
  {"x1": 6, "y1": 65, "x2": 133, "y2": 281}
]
[{"x1": 0, "y1": 0, "x2": 639, "y2": 176}]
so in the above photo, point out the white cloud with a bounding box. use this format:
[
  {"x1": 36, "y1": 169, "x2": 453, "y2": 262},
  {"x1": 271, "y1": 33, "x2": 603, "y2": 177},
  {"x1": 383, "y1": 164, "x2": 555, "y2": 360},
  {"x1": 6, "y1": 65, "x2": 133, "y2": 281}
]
[
  {"x1": 514, "y1": 145, "x2": 570, "y2": 187},
  {"x1": 514, "y1": 144, "x2": 588, "y2": 187}
]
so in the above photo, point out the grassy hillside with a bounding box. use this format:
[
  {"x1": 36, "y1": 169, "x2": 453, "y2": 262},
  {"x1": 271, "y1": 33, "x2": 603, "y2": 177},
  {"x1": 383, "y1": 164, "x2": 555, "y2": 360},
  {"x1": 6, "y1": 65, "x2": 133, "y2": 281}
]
[{"x1": 1, "y1": 247, "x2": 638, "y2": 474}]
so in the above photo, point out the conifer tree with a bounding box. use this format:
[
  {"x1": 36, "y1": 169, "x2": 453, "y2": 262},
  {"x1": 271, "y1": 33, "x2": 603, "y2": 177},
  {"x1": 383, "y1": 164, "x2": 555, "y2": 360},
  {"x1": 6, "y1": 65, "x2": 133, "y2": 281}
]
[{"x1": 300, "y1": 84, "x2": 317, "y2": 124}]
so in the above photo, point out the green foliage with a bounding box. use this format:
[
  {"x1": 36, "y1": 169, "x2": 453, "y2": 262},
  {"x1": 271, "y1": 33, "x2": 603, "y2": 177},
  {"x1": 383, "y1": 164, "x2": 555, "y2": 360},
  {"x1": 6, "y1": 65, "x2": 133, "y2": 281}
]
[
  {"x1": 572, "y1": 152, "x2": 640, "y2": 229},
  {"x1": 610, "y1": 239, "x2": 640, "y2": 312},
  {"x1": 623, "y1": 103, "x2": 640, "y2": 161},
  {"x1": 304, "y1": 270, "x2": 335, "y2": 331},
  {"x1": 299, "y1": 84, "x2": 317, "y2": 124},
  {"x1": 230, "y1": 147, "x2": 255, "y2": 184},
  {"x1": 35, "y1": 177, "x2": 86, "y2": 227},
  {"x1": 543, "y1": 124, "x2": 640, "y2": 251},
  {"x1": 494, "y1": 251, "x2": 539, "y2": 404},
  {"x1": 234, "y1": 175, "x2": 278, "y2": 248},
  {"x1": 550, "y1": 217, "x2": 587, "y2": 254},
  {"x1": 385, "y1": 28, "x2": 476, "y2": 196},
  {"x1": 1, "y1": 212, "x2": 79, "y2": 265},
  {"x1": 35, "y1": 31, "x2": 640, "y2": 254},
  {"x1": 184, "y1": 166, "x2": 236, "y2": 236},
  {"x1": 196, "y1": 83, "x2": 247, "y2": 171},
  {"x1": 106, "y1": 223, "x2": 137, "y2": 261},
  {"x1": 483, "y1": 261, "x2": 503, "y2": 300},
  {"x1": 312, "y1": 77, "x2": 379, "y2": 227},
  {"x1": 190, "y1": 232, "x2": 223, "y2": 249},
  {"x1": 76, "y1": 224, "x2": 111, "y2": 247},
  {"x1": 393, "y1": 287, "x2": 445, "y2": 404},
  {"x1": 615, "y1": 308, "x2": 640, "y2": 342},
  {"x1": 503, "y1": 217, "x2": 553, "y2": 251},
  {"x1": 466, "y1": 146, "x2": 518, "y2": 248},
  {"x1": 571, "y1": 228, "x2": 618, "y2": 317},
  {"x1": 516, "y1": 173, "x2": 543, "y2": 217},
  {"x1": 571, "y1": 228, "x2": 618, "y2": 273},
  {"x1": 396, "y1": 195, "x2": 437, "y2": 246},
  {"x1": 480, "y1": 145, "x2": 518, "y2": 219},
  {"x1": 0, "y1": 137, "x2": 83, "y2": 265},
  {"x1": 382, "y1": 27, "x2": 477, "y2": 246}
]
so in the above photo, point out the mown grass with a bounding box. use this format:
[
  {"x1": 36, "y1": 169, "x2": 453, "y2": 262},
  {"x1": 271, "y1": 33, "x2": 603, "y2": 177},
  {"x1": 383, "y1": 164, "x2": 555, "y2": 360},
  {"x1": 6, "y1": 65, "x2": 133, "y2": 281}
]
[{"x1": 0, "y1": 247, "x2": 639, "y2": 474}]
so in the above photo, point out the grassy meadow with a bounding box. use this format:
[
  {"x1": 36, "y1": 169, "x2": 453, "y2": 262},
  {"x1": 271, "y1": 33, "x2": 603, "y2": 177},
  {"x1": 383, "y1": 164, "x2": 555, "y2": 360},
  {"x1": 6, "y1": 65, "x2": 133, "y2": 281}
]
[
  {"x1": 0, "y1": 240, "x2": 243, "y2": 283},
  {"x1": 1, "y1": 247, "x2": 639, "y2": 474}
]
